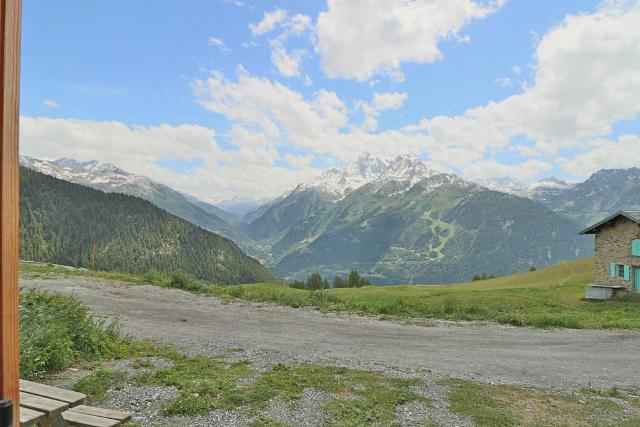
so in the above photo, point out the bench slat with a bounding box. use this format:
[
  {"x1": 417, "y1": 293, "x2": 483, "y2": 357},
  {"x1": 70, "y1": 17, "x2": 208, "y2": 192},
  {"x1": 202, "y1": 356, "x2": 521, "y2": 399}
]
[
  {"x1": 19, "y1": 406, "x2": 46, "y2": 427},
  {"x1": 20, "y1": 391, "x2": 69, "y2": 415},
  {"x1": 69, "y1": 405, "x2": 131, "y2": 422},
  {"x1": 62, "y1": 410, "x2": 121, "y2": 427},
  {"x1": 20, "y1": 379, "x2": 86, "y2": 407}
]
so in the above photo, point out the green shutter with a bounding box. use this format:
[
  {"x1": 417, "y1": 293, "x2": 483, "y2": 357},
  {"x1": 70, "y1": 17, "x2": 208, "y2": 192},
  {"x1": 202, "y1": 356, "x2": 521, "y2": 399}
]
[
  {"x1": 610, "y1": 263, "x2": 617, "y2": 278},
  {"x1": 624, "y1": 265, "x2": 631, "y2": 281},
  {"x1": 633, "y1": 239, "x2": 640, "y2": 256}
]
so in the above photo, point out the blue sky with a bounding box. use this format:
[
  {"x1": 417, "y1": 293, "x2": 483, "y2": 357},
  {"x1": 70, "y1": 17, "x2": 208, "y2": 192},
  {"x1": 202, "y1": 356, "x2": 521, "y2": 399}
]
[{"x1": 19, "y1": 0, "x2": 640, "y2": 202}]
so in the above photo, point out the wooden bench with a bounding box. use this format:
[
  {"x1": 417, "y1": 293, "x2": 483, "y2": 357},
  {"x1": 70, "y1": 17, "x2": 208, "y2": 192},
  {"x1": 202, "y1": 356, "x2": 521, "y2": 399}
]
[{"x1": 18, "y1": 379, "x2": 132, "y2": 427}]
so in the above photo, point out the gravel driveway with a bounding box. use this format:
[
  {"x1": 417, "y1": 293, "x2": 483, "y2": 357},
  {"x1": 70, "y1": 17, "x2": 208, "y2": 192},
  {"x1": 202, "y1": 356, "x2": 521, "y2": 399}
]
[{"x1": 21, "y1": 277, "x2": 640, "y2": 391}]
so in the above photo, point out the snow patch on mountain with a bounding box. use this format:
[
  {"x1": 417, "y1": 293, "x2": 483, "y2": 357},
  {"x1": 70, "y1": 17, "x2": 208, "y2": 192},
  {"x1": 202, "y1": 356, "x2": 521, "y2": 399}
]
[
  {"x1": 297, "y1": 152, "x2": 443, "y2": 199},
  {"x1": 20, "y1": 156, "x2": 160, "y2": 198},
  {"x1": 474, "y1": 176, "x2": 526, "y2": 194}
]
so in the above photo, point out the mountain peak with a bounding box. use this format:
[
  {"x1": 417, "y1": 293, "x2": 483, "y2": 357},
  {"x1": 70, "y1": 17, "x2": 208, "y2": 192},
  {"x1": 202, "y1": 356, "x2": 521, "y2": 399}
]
[
  {"x1": 54, "y1": 157, "x2": 83, "y2": 167},
  {"x1": 299, "y1": 152, "x2": 444, "y2": 198},
  {"x1": 54, "y1": 158, "x2": 125, "y2": 175},
  {"x1": 474, "y1": 176, "x2": 525, "y2": 194},
  {"x1": 589, "y1": 167, "x2": 640, "y2": 182}
]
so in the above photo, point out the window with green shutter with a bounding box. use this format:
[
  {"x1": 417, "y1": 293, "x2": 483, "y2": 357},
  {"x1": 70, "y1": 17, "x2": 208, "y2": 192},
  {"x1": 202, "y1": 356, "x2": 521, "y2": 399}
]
[
  {"x1": 610, "y1": 263, "x2": 617, "y2": 278},
  {"x1": 633, "y1": 239, "x2": 640, "y2": 256},
  {"x1": 624, "y1": 265, "x2": 631, "y2": 281}
]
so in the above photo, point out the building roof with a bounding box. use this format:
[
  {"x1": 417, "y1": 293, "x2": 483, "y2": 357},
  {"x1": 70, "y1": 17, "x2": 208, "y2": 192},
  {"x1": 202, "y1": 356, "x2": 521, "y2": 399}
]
[{"x1": 579, "y1": 210, "x2": 640, "y2": 235}]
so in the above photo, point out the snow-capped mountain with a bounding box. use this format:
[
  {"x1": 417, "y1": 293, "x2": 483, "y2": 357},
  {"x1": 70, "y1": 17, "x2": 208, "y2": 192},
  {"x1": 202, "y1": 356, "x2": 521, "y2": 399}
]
[
  {"x1": 19, "y1": 156, "x2": 262, "y2": 256},
  {"x1": 530, "y1": 168, "x2": 640, "y2": 226},
  {"x1": 523, "y1": 177, "x2": 575, "y2": 200},
  {"x1": 20, "y1": 156, "x2": 159, "y2": 197},
  {"x1": 297, "y1": 152, "x2": 442, "y2": 199},
  {"x1": 241, "y1": 152, "x2": 590, "y2": 284},
  {"x1": 475, "y1": 175, "x2": 576, "y2": 199},
  {"x1": 474, "y1": 176, "x2": 526, "y2": 194}
]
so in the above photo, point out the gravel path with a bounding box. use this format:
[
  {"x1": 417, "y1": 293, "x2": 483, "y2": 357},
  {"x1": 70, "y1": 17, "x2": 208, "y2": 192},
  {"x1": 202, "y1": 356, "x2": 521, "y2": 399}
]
[{"x1": 21, "y1": 277, "x2": 640, "y2": 391}]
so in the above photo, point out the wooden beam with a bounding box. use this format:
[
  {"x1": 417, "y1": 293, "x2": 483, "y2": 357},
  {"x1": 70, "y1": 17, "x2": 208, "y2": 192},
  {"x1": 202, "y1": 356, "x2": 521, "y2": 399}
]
[{"x1": 0, "y1": 0, "x2": 21, "y2": 423}]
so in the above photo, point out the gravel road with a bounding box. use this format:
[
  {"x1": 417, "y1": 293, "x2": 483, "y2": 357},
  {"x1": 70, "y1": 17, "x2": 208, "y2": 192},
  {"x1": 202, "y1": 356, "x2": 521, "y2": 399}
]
[{"x1": 21, "y1": 277, "x2": 640, "y2": 391}]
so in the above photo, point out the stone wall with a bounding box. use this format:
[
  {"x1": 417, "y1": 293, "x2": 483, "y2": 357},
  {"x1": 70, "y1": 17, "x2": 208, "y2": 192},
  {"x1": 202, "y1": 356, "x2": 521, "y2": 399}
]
[{"x1": 594, "y1": 216, "x2": 640, "y2": 287}]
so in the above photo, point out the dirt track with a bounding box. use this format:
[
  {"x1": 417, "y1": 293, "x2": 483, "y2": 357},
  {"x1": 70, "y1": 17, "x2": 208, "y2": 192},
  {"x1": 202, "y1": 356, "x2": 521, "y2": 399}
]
[{"x1": 21, "y1": 277, "x2": 640, "y2": 391}]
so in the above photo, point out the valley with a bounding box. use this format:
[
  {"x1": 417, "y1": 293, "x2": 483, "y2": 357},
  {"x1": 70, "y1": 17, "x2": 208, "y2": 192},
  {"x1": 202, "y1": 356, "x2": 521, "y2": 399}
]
[
  {"x1": 22, "y1": 153, "x2": 640, "y2": 286},
  {"x1": 20, "y1": 167, "x2": 273, "y2": 284}
]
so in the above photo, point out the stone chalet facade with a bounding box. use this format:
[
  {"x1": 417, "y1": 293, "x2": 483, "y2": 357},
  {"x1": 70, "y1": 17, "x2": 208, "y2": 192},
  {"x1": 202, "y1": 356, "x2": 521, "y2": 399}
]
[{"x1": 579, "y1": 211, "x2": 640, "y2": 293}]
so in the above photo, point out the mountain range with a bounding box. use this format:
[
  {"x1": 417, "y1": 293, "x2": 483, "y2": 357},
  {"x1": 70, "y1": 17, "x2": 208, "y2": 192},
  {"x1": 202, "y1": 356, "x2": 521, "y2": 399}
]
[
  {"x1": 20, "y1": 167, "x2": 273, "y2": 284},
  {"x1": 20, "y1": 153, "x2": 640, "y2": 284},
  {"x1": 240, "y1": 154, "x2": 593, "y2": 284},
  {"x1": 19, "y1": 156, "x2": 267, "y2": 259}
]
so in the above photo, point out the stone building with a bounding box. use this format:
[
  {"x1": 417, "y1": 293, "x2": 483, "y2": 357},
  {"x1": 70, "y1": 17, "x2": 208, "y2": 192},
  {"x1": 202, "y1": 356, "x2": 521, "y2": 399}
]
[{"x1": 580, "y1": 211, "x2": 640, "y2": 296}]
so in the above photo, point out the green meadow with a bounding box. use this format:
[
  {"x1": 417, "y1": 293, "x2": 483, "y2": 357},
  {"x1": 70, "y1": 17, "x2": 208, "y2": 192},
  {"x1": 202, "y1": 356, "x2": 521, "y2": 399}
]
[
  {"x1": 22, "y1": 258, "x2": 640, "y2": 329},
  {"x1": 212, "y1": 258, "x2": 640, "y2": 330}
]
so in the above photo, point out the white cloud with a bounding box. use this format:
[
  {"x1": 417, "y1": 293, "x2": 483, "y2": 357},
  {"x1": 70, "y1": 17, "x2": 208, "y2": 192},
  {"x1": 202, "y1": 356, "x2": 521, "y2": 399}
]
[
  {"x1": 270, "y1": 45, "x2": 305, "y2": 77},
  {"x1": 249, "y1": 8, "x2": 287, "y2": 36},
  {"x1": 495, "y1": 77, "x2": 513, "y2": 87},
  {"x1": 261, "y1": 13, "x2": 313, "y2": 79},
  {"x1": 42, "y1": 99, "x2": 59, "y2": 108},
  {"x1": 357, "y1": 92, "x2": 408, "y2": 131},
  {"x1": 285, "y1": 153, "x2": 315, "y2": 169},
  {"x1": 465, "y1": 159, "x2": 553, "y2": 182},
  {"x1": 222, "y1": 0, "x2": 252, "y2": 9},
  {"x1": 408, "y1": 0, "x2": 640, "y2": 179},
  {"x1": 193, "y1": 70, "x2": 349, "y2": 155},
  {"x1": 19, "y1": 116, "x2": 323, "y2": 202},
  {"x1": 26, "y1": 2, "x2": 640, "y2": 201},
  {"x1": 192, "y1": 69, "x2": 440, "y2": 168},
  {"x1": 316, "y1": 0, "x2": 506, "y2": 81},
  {"x1": 371, "y1": 92, "x2": 407, "y2": 112},
  {"x1": 558, "y1": 135, "x2": 640, "y2": 178},
  {"x1": 209, "y1": 37, "x2": 231, "y2": 54}
]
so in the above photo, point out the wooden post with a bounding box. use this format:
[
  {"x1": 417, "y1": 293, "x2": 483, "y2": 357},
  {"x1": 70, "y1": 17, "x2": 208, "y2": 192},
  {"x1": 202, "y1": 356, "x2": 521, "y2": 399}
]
[{"x1": 0, "y1": 0, "x2": 21, "y2": 423}]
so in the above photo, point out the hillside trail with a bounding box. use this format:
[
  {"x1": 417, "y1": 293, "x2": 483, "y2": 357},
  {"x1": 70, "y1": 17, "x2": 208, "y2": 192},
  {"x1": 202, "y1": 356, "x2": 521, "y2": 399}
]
[{"x1": 21, "y1": 276, "x2": 640, "y2": 391}]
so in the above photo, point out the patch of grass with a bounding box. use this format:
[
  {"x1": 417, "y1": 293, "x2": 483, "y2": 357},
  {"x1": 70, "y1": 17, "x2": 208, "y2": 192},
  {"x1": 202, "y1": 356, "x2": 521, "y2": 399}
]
[
  {"x1": 28, "y1": 258, "x2": 640, "y2": 330},
  {"x1": 167, "y1": 270, "x2": 207, "y2": 292},
  {"x1": 20, "y1": 262, "x2": 149, "y2": 284},
  {"x1": 73, "y1": 368, "x2": 127, "y2": 403},
  {"x1": 19, "y1": 287, "x2": 182, "y2": 381},
  {"x1": 19, "y1": 289, "x2": 134, "y2": 379},
  {"x1": 20, "y1": 262, "x2": 209, "y2": 292},
  {"x1": 211, "y1": 258, "x2": 640, "y2": 330},
  {"x1": 442, "y1": 378, "x2": 634, "y2": 427},
  {"x1": 249, "y1": 417, "x2": 294, "y2": 427},
  {"x1": 139, "y1": 355, "x2": 426, "y2": 425},
  {"x1": 138, "y1": 355, "x2": 254, "y2": 415},
  {"x1": 582, "y1": 386, "x2": 625, "y2": 399},
  {"x1": 130, "y1": 358, "x2": 154, "y2": 369}
]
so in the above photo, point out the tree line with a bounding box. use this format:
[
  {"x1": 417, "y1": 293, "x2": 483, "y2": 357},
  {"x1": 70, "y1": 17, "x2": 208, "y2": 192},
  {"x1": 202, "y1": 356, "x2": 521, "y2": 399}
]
[
  {"x1": 288, "y1": 269, "x2": 372, "y2": 290},
  {"x1": 19, "y1": 167, "x2": 274, "y2": 284}
]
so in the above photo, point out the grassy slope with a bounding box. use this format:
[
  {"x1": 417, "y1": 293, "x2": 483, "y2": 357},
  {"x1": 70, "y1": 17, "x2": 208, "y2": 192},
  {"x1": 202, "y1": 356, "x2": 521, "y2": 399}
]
[
  {"x1": 23, "y1": 258, "x2": 640, "y2": 329},
  {"x1": 214, "y1": 258, "x2": 640, "y2": 329}
]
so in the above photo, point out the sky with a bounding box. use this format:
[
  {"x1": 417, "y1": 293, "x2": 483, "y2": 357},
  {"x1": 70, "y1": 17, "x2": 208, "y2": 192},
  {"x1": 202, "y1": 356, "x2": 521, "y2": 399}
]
[{"x1": 20, "y1": 0, "x2": 640, "y2": 203}]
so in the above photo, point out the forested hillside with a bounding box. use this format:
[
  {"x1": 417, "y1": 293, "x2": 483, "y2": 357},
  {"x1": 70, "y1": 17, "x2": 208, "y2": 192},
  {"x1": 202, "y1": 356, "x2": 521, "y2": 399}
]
[
  {"x1": 19, "y1": 167, "x2": 273, "y2": 284},
  {"x1": 271, "y1": 177, "x2": 593, "y2": 284},
  {"x1": 531, "y1": 168, "x2": 640, "y2": 226}
]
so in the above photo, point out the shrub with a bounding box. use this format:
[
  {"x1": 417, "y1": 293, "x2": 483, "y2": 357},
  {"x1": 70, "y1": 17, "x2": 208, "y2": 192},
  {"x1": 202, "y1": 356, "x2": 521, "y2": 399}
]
[
  {"x1": 143, "y1": 269, "x2": 164, "y2": 285},
  {"x1": 19, "y1": 289, "x2": 129, "y2": 379},
  {"x1": 168, "y1": 270, "x2": 205, "y2": 292},
  {"x1": 472, "y1": 272, "x2": 496, "y2": 281}
]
